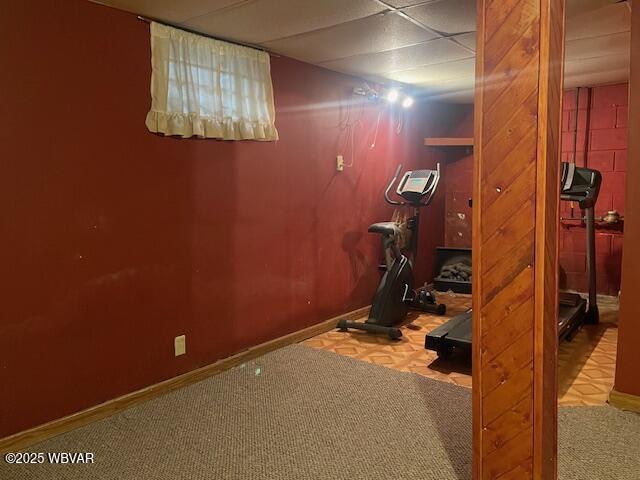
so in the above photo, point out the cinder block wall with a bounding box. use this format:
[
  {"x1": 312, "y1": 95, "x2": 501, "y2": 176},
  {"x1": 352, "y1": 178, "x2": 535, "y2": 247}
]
[
  {"x1": 560, "y1": 84, "x2": 627, "y2": 296},
  {"x1": 440, "y1": 84, "x2": 628, "y2": 296}
]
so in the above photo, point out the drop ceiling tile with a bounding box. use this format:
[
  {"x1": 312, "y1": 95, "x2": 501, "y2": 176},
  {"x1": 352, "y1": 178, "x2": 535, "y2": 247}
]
[
  {"x1": 565, "y1": 32, "x2": 630, "y2": 62},
  {"x1": 566, "y1": 0, "x2": 620, "y2": 19},
  {"x1": 418, "y1": 75, "x2": 475, "y2": 102},
  {"x1": 93, "y1": 0, "x2": 244, "y2": 23},
  {"x1": 404, "y1": 0, "x2": 476, "y2": 35},
  {"x1": 384, "y1": 0, "x2": 434, "y2": 7},
  {"x1": 262, "y1": 12, "x2": 436, "y2": 64},
  {"x1": 320, "y1": 38, "x2": 472, "y2": 77},
  {"x1": 388, "y1": 57, "x2": 475, "y2": 85},
  {"x1": 453, "y1": 32, "x2": 476, "y2": 51},
  {"x1": 566, "y1": 2, "x2": 630, "y2": 41},
  {"x1": 564, "y1": 53, "x2": 629, "y2": 78},
  {"x1": 419, "y1": 75, "x2": 475, "y2": 93},
  {"x1": 182, "y1": 0, "x2": 386, "y2": 44}
]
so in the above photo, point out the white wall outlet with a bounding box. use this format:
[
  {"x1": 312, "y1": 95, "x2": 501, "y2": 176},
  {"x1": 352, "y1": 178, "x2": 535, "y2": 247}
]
[
  {"x1": 174, "y1": 335, "x2": 186, "y2": 356},
  {"x1": 336, "y1": 155, "x2": 344, "y2": 172}
]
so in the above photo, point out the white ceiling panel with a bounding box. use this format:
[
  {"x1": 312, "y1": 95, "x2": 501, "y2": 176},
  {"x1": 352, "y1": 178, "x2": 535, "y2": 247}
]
[
  {"x1": 262, "y1": 12, "x2": 436, "y2": 64},
  {"x1": 404, "y1": 0, "x2": 475, "y2": 35},
  {"x1": 565, "y1": 53, "x2": 629, "y2": 78},
  {"x1": 423, "y1": 75, "x2": 475, "y2": 93},
  {"x1": 94, "y1": 0, "x2": 631, "y2": 103},
  {"x1": 320, "y1": 38, "x2": 472, "y2": 76},
  {"x1": 565, "y1": 31, "x2": 631, "y2": 62},
  {"x1": 566, "y1": 2, "x2": 630, "y2": 41},
  {"x1": 183, "y1": 0, "x2": 386, "y2": 44},
  {"x1": 384, "y1": 0, "x2": 431, "y2": 7},
  {"x1": 92, "y1": 0, "x2": 244, "y2": 23},
  {"x1": 418, "y1": 75, "x2": 476, "y2": 103},
  {"x1": 566, "y1": 0, "x2": 621, "y2": 18},
  {"x1": 387, "y1": 57, "x2": 475, "y2": 84},
  {"x1": 452, "y1": 31, "x2": 476, "y2": 51}
]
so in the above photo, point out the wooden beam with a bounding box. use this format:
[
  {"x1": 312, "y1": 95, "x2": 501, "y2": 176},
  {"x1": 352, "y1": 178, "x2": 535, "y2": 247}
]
[
  {"x1": 615, "y1": 0, "x2": 640, "y2": 400},
  {"x1": 473, "y1": 0, "x2": 564, "y2": 479}
]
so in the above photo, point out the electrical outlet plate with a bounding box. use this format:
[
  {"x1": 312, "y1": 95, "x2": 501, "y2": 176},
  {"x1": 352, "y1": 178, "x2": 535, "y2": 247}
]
[
  {"x1": 174, "y1": 335, "x2": 186, "y2": 356},
  {"x1": 336, "y1": 155, "x2": 344, "y2": 172}
]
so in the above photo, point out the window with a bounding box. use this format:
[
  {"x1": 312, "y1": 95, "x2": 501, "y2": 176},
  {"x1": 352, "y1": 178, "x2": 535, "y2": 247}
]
[{"x1": 145, "y1": 22, "x2": 278, "y2": 141}]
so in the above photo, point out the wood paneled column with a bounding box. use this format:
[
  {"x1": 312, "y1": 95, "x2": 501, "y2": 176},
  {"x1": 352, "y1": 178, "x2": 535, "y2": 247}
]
[
  {"x1": 472, "y1": 0, "x2": 564, "y2": 479},
  {"x1": 612, "y1": 0, "x2": 640, "y2": 409}
]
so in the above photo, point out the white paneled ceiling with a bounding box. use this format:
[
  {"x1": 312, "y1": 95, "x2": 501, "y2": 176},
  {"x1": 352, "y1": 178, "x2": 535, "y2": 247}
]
[
  {"x1": 93, "y1": 0, "x2": 631, "y2": 103},
  {"x1": 404, "y1": 0, "x2": 476, "y2": 35},
  {"x1": 262, "y1": 12, "x2": 437, "y2": 64},
  {"x1": 95, "y1": 0, "x2": 245, "y2": 23},
  {"x1": 321, "y1": 38, "x2": 473, "y2": 77},
  {"x1": 184, "y1": 0, "x2": 386, "y2": 44}
]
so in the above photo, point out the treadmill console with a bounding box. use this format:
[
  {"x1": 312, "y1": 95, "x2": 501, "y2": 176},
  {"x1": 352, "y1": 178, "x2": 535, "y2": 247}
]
[
  {"x1": 560, "y1": 162, "x2": 601, "y2": 209},
  {"x1": 396, "y1": 170, "x2": 439, "y2": 205}
]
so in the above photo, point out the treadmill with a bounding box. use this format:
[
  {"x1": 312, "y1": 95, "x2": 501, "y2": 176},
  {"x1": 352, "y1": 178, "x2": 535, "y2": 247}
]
[{"x1": 425, "y1": 162, "x2": 602, "y2": 359}]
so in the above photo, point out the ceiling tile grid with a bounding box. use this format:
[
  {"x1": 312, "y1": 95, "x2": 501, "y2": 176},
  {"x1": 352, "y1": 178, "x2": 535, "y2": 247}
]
[
  {"x1": 92, "y1": 0, "x2": 632, "y2": 103},
  {"x1": 183, "y1": 0, "x2": 387, "y2": 44},
  {"x1": 320, "y1": 38, "x2": 474, "y2": 77},
  {"x1": 403, "y1": 0, "x2": 476, "y2": 35},
  {"x1": 92, "y1": 0, "x2": 247, "y2": 23},
  {"x1": 261, "y1": 12, "x2": 437, "y2": 64},
  {"x1": 388, "y1": 57, "x2": 476, "y2": 85}
]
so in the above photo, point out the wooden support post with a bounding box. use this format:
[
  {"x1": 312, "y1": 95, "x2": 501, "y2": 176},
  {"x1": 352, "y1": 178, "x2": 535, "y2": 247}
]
[
  {"x1": 613, "y1": 0, "x2": 640, "y2": 409},
  {"x1": 472, "y1": 0, "x2": 564, "y2": 479}
]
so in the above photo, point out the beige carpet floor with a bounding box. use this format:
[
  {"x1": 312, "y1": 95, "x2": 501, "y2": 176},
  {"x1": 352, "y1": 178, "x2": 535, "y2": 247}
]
[{"x1": 1, "y1": 345, "x2": 638, "y2": 480}]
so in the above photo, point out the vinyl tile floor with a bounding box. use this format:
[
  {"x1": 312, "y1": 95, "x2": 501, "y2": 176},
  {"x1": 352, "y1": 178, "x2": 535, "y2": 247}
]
[{"x1": 303, "y1": 293, "x2": 619, "y2": 406}]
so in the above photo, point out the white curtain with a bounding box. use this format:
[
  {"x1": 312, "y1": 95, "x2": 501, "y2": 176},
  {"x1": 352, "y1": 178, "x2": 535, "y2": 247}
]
[{"x1": 145, "y1": 22, "x2": 279, "y2": 141}]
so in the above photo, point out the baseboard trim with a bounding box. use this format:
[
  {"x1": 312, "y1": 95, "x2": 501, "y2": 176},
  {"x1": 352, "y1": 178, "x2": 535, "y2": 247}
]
[
  {"x1": 0, "y1": 305, "x2": 369, "y2": 453},
  {"x1": 609, "y1": 389, "x2": 640, "y2": 413}
]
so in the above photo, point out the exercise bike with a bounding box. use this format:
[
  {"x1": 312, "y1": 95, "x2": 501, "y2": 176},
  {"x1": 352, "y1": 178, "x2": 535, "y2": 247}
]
[{"x1": 337, "y1": 165, "x2": 447, "y2": 340}]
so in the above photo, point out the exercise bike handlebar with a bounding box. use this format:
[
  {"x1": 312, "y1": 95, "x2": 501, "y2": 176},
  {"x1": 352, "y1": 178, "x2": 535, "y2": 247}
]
[
  {"x1": 384, "y1": 163, "x2": 441, "y2": 207},
  {"x1": 424, "y1": 163, "x2": 441, "y2": 207},
  {"x1": 384, "y1": 165, "x2": 405, "y2": 205}
]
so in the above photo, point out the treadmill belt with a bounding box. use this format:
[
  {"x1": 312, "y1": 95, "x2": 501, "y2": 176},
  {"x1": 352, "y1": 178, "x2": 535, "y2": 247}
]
[
  {"x1": 425, "y1": 310, "x2": 472, "y2": 351},
  {"x1": 447, "y1": 314, "x2": 472, "y2": 344},
  {"x1": 558, "y1": 300, "x2": 586, "y2": 340}
]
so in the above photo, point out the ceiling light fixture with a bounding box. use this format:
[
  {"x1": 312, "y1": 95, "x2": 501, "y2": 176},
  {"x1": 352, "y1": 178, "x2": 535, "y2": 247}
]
[
  {"x1": 386, "y1": 89, "x2": 399, "y2": 103},
  {"x1": 402, "y1": 96, "x2": 414, "y2": 109}
]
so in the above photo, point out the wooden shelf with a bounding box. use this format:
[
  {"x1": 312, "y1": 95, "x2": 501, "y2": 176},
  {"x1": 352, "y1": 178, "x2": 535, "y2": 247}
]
[
  {"x1": 424, "y1": 137, "x2": 474, "y2": 147},
  {"x1": 560, "y1": 218, "x2": 625, "y2": 232}
]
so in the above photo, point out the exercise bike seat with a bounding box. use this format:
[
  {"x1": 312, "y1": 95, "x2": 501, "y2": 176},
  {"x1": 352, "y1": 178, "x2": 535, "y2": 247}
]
[{"x1": 368, "y1": 222, "x2": 400, "y2": 236}]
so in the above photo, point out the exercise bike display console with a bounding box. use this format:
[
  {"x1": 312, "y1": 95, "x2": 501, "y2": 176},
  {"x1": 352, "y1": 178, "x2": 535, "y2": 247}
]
[
  {"x1": 337, "y1": 165, "x2": 447, "y2": 340},
  {"x1": 425, "y1": 162, "x2": 602, "y2": 359}
]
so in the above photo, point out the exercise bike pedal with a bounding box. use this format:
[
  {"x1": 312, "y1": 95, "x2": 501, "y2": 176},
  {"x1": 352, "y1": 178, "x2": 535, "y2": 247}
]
[
  {"x1": 412, "y1": 289, "x2": 447, "y2": 315},
  {"x1": 433, "y1": 303, "x2": 447, "y2": 315}
]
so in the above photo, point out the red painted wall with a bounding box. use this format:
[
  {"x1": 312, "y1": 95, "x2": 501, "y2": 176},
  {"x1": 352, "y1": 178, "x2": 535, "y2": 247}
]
[
  {"x1": 441, "y1": 86, "x2": 627, "y2": 295},
  {"x1": 0, "y1": 0, "x2": 448, "y2": 437},
  {"x1": 440, "y1": 105, "x2": 474, "y2": 248}
]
